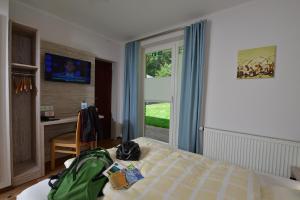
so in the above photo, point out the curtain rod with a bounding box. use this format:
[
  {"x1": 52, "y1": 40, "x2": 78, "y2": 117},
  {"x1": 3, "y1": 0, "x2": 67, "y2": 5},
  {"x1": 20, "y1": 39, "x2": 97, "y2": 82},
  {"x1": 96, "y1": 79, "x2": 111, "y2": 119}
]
[{"x1": 137, "y1": 26, "x2": 185, "y2": 42}]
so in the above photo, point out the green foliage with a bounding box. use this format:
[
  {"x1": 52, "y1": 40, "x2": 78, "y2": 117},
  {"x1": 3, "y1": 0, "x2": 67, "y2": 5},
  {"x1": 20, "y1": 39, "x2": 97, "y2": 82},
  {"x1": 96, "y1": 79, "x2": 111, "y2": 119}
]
[
  {"x1": 146, "y1": 49, "x2": 172, "y2": 78},
  {"x1": 145, "y1": 103, "x2": 170, "y2": 128},
  {"x1": 145, "y1": 116, "x2": 169, "y2": 129},
  {"x1": 156, "y1": 63, "x2": 171, "y2": 77}
]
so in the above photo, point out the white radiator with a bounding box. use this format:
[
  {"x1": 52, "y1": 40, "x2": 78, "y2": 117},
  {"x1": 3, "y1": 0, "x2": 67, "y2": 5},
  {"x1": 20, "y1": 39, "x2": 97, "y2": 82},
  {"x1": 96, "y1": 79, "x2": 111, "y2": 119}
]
[{"x1": 203, "y1": 128, "x2": 300, "y2": 178}]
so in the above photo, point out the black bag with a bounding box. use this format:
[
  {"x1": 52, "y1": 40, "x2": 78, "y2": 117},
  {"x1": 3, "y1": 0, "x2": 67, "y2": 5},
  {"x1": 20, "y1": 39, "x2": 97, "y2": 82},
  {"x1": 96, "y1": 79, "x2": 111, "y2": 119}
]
[{"x1": 116, "y1": 141, "x2": 141, "y2": 161}]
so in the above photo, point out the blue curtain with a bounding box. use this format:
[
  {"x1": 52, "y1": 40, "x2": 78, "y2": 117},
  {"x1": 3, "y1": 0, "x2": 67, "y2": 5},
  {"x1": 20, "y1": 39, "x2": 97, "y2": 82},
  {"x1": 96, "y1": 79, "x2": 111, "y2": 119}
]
[
  {"x1": 178, "y1": 20, "x2": 206, "y2": 154},
  {"x1": 122, "y1": 41, "x2": 141, "y2": 142}
]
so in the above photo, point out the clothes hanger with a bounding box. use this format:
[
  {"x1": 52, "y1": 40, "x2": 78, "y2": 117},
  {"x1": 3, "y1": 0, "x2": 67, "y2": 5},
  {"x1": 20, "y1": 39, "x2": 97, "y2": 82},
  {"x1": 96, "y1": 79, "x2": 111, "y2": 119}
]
[{"x1": 29, "y1": 77, "x2": 33, "y2": 90}]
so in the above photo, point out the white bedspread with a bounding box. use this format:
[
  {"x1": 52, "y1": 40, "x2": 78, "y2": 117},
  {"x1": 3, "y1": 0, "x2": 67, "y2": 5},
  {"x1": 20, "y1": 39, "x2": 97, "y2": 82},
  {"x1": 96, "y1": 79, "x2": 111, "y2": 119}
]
[
  {"x1": 103, "y1": 137, "x2": 261, "y2": 200},
  {"x1": 17, "y1": 137, "x2": 300, "y2": 200}
]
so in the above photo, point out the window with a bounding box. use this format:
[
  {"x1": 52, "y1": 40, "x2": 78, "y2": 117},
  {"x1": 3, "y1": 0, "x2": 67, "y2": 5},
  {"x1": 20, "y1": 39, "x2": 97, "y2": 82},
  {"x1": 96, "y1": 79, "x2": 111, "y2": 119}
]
[
  {"x1": 145, "y1": 48, "x2": 172, "y2": 78},
  {"x1": 143, "y1": 41, "x2": 183, "y2": 145}
]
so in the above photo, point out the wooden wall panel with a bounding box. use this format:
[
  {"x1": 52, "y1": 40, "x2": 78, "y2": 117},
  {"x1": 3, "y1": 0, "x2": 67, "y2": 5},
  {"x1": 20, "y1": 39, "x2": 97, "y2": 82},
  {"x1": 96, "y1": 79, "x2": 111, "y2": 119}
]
[
  {"x1": 11, "y1": 92, "x2": 33, "y2": 165},
  {"x1": 11, "y1": 33, "x2": 34, "y2": 65},
  {"x1": 40, "y1": 41, "x2": 96, "y2": 162},
  {"x1": 40, "y1": 41, "x2": 95, "y2": 118}
]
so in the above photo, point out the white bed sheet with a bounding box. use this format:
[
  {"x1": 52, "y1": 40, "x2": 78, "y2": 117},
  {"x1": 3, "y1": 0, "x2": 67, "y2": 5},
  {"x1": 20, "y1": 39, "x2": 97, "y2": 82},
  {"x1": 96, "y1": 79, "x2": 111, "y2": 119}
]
[
  {"x1": 17, "y1": 174, "x2": 300, "y2": 200},
  {"x1": 17, "y1": 137, "x2": 300, "y2": 200}
]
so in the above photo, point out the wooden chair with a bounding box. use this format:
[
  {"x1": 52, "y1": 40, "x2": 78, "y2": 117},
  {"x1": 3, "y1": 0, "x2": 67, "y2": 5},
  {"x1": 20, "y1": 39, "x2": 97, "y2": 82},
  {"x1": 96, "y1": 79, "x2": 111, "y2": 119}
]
[{"x1": 50, "y1": 113, "x2": 96, "y2": 170}]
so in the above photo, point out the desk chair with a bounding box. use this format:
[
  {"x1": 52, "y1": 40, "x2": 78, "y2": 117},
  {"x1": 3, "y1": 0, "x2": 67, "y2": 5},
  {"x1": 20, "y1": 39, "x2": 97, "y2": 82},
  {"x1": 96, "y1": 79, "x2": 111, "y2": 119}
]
[{"x1": 50, "y1": 113, "x2": 97, "y2": 170}]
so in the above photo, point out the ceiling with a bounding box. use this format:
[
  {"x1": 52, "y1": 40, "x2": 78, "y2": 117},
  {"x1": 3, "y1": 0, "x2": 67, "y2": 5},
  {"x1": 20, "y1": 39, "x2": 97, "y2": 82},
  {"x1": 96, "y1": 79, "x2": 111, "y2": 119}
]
[{"x1": 15, "y1": 0, "x2": 252, "y2": 42}]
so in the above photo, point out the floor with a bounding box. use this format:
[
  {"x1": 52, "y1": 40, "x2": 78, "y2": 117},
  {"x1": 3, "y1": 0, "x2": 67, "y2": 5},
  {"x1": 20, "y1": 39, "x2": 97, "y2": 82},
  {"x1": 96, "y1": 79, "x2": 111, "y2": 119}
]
[
  {"x1": 145, "y1": 125, "x2": 169, "y2": 143},
  {"x1": 0, "y1": 159, "x2": 64, "y2": 200},
  {"x1": 0, "y1": 138, "x2": 122, "y2": 200}
]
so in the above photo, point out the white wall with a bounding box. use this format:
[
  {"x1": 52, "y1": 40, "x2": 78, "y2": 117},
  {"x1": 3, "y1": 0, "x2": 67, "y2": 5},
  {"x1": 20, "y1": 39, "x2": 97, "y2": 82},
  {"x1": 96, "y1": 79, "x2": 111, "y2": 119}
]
[
  {"x1": 10, "y1": 0, "x2": 125, "y2": 137},
  {"x1": 129, "y1": 0, "x2": 300, "y2": 143},
  {"x1": 0, "y1": 0, "x2": 11, "y2": 189},
  {"x1": 0, "y1": 0, "x2": 8, "y2": 16},
  {"x1": 204, "y1": 0, "x2": 300, "y2": 142},
  {"x1": 8, "y1": 0, "x2": 300, "y2": 143}
]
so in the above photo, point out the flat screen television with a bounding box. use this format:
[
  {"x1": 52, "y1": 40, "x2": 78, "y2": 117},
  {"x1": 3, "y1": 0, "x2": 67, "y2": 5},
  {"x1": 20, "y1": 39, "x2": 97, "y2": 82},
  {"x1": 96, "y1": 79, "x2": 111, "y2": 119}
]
[{"x1": 44, "y1": 53, "x2": 91, "y2": 84}]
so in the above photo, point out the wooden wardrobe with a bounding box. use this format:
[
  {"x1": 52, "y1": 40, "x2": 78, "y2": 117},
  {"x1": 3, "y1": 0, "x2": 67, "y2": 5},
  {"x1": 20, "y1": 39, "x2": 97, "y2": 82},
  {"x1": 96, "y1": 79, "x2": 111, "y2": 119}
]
[{"x1": 9, "y1": 21, "x2": 41, "y2": 186}]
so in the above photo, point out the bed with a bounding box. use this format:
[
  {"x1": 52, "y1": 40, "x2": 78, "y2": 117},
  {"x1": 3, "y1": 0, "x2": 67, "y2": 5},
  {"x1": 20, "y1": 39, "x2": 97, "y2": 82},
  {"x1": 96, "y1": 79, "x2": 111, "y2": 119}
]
[{"x1": 17, "y1": 137, "x2": 300, "y2": 200}]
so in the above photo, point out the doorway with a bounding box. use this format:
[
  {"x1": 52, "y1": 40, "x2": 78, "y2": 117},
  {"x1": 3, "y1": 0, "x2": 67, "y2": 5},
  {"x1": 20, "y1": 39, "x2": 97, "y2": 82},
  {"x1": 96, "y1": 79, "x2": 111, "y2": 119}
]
[
  {"x1": 95, "y1": 59, "x2": 112, "y2": 139},
  {"x1": 143, "y1": 41, "x2": 183, "y2": 146}
]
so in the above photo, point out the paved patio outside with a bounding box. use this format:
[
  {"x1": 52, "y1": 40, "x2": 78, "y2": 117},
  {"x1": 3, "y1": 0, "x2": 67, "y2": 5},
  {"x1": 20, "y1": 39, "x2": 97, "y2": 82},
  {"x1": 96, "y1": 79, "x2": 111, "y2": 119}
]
[{"x1": 144, "y1": 125, "x2": 169, "y2": 143}]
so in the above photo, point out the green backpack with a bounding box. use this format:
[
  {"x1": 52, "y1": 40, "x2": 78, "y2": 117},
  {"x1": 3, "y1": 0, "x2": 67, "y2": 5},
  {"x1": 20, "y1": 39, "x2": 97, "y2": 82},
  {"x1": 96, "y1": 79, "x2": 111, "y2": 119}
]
[{"x1": 48, "y1": 148, "x2": 113, "y2": 200}]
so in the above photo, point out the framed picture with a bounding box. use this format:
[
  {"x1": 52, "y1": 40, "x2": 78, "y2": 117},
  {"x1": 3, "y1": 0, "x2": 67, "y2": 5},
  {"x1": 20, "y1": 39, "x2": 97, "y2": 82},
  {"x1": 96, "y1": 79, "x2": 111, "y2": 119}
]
[{"x1": 237, "y1": 45, "x2": 276, "y2": 79}]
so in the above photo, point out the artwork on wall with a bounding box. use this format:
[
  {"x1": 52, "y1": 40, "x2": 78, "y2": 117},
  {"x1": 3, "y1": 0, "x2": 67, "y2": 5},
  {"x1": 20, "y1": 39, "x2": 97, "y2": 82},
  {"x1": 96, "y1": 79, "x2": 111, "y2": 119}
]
[{"x1": 237, "y1": 45, "x2": 276, "y2": 79}]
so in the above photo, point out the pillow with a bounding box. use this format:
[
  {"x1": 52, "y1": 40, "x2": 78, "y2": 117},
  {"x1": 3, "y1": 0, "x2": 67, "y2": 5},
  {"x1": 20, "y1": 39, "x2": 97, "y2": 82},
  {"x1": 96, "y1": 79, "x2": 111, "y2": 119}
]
[{"x1": 17, "y1": 179, "x2": 50, "y2": 200}]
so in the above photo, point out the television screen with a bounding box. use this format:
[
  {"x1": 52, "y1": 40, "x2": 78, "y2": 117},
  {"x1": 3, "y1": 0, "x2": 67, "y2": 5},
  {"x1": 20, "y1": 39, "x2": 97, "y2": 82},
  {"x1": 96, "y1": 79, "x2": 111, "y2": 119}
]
[{"x1": 44, "y1": 53, "x2": 91, "y2": 84}]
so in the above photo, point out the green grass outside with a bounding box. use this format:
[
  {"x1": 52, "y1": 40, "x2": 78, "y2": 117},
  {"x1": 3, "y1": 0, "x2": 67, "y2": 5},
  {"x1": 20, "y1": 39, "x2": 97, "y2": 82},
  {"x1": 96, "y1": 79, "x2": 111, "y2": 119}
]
[{"x1": 145, "y1": 103, "x2": 170, "y2": 128}]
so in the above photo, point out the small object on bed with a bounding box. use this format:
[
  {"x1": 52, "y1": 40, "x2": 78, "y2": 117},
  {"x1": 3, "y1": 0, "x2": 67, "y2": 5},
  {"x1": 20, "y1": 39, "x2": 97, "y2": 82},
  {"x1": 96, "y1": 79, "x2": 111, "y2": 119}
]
[
  {"x1": 124, "y1": 165, "x2": 144, "y2": 185},
  {"x1": 105, "y1": 162, "x2": 144, "y2": 190},
  {"x1": 116, "y1": 141, "x2": 141, "y2": 161},
  {"x1": 109, "y1": 171, "x2": 129, "y2": 190},
  {"x1": 103, "y1": 162, "x2": 125, "y2": 177}
]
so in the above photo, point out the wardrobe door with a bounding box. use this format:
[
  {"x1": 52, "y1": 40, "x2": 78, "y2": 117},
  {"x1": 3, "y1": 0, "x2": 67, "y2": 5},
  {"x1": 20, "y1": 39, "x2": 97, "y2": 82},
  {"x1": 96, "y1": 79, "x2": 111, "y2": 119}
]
[{"x1": 0, "y1": 14, "x2": 11, "y2": 189}]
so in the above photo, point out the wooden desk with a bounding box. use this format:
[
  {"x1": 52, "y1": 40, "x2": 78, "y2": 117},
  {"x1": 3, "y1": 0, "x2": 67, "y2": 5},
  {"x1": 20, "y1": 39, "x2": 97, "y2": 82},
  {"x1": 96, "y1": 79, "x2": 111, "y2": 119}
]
[{"x1": 40, "y1": 115, "x2": 104, "y2": 175}]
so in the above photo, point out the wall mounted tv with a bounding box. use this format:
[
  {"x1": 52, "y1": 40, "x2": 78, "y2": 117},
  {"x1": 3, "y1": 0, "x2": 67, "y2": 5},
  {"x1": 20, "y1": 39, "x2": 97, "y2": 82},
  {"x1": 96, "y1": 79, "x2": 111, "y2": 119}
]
[{"x1": 44, "y1": 53, "x2": 91, "y2": 84}]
